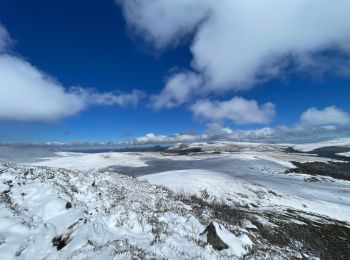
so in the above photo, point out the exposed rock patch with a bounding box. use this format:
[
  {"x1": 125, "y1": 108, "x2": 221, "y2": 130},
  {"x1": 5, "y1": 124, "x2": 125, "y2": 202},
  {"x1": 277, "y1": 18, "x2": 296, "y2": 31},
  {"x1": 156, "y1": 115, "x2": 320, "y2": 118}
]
[{"x1": 202, "y1": 222, "x2": 229, "y2": 250}]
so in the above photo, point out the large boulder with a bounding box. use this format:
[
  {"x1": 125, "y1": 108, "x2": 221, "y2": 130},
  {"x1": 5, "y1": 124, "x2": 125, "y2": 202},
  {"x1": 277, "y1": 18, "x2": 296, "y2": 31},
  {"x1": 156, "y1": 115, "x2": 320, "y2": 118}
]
[
  {"x1": 201, "y1": 222, "x2": 229, "y2": 250},
  {"x1": 202, "y1": 221, "x2": 253, "y2": 257}
]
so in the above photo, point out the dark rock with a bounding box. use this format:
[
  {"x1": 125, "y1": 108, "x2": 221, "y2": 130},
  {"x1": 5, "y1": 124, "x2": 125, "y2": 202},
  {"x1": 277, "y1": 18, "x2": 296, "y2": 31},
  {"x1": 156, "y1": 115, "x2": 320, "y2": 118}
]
[
  {"x1": 65, "y1": 202, "x2": 72, "y2": 209},
  {"x1": 52, "y1": 235, "x2": 69, "y2": 250},
  {"x1": 201, "y1": 222, "x2": 229, "y2": 251}
]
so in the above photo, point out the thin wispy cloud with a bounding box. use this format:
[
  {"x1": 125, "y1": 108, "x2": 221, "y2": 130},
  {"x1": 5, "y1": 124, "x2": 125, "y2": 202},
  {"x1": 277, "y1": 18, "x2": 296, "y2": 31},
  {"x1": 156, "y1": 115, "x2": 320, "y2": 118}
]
[{"x1": 0, "y1": 24, "x2": 10, "y2": 52}]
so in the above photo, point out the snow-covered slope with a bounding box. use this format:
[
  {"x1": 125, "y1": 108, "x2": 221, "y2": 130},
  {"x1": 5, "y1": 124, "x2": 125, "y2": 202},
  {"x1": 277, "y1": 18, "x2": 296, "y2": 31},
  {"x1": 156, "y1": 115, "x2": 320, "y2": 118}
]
[
  {"x1": 139, "y1": 169, "x2": 350, "y2": 223},
  {"x1": 0, "y1": 162, "x2": 230, "y2": 259},
  {"x1": 1, "y1": 162, "x2": 350, "y2": 259},
  {"x1": 286, "y1": 138, "x2": 350, "y2": 152},
  {"x1": 1, "y1": 162, "x2": 294, "y2": 259},
  {"x1": 2, "y1": 138, "x2": 350, "y2": 259}
]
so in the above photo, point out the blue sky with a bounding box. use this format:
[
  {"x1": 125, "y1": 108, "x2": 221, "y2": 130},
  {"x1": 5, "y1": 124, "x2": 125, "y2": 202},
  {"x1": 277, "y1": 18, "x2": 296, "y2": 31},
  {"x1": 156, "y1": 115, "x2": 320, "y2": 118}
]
[{"x1": 0, "y1": 0, "x2": 350, "y2": 144}]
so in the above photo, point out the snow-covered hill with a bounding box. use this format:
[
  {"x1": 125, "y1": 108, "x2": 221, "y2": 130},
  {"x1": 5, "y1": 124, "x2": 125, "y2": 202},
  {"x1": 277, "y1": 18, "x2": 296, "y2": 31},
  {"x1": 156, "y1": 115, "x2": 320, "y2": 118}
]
[
  {"x1": 139, "y1": 169, "x2": 350, "y2": 223},
  {"x1": 287, "y1": 138, "x2": 350, "y2": 152},
  {"x1": 0, "y1": 162, "x2": 241, "y2": 259},
  {"x1": 1, "y1": 161, "x2": 350, "y2": 259}
]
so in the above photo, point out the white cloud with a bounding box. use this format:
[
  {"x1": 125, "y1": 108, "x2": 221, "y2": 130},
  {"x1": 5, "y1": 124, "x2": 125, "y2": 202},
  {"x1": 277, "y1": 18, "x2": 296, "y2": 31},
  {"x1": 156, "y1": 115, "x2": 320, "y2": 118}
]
[
  {"x1": 0, "y1": 55, "x2": 143, "y2": 121},
  {"x1": 119, "y1": 0, "x2": 350, "y2": 95},
  {"x1": 191, "y1": 97, "x2": 276, "y2": 124},
  {"x1": 0, "y1": 54, "x2": 86, "y2": 121},
  {"x1": 300, "y1": 106, "x2": 350, "y2": 127},
  {"x1": 131, "y1": 132, "x2": 205, "y2": 145},
  {"x1": 125, "y1": 106, "x2": 350, "y2": 145},
  {"x1": 204, "y1": 122, "x2": 276, "y2": 140},
  {"x1": 151, "y1": 72, "x2": 202, "y2": 109},
  {"x1": 0, "y1": 24, "x2": 143, "y2": 122},
  {"x1": 118, "y1": 0, "x2": 213, "y2": 49},
  {"x1": 125, "y1": 123, "x2": 348, "y2": 146}
]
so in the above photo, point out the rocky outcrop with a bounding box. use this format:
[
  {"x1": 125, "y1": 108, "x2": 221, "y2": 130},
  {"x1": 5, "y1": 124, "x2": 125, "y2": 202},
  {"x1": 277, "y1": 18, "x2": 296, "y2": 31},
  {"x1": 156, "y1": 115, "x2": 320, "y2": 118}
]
[{"x1": 201, "y1": 222, "x2": 229, "y2": 251}]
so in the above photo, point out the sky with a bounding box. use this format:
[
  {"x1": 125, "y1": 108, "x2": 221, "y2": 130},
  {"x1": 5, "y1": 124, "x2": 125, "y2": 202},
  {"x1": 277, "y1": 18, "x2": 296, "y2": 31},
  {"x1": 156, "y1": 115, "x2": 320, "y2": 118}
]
[{"x1": 0, "y1": 0, "x2": 350, "y2": 144}]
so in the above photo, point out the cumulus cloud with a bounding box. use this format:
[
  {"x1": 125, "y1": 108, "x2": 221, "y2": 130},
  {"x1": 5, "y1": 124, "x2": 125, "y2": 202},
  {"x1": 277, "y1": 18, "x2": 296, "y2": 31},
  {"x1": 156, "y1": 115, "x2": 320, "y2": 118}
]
[
  {"x1": 300, "y1": 106, "x2": 350, "y2": 127},
  {"x1": 0, "y1": 23, "x2": 143, "y2": 122},
  {"x1": 118, "y1": 0, "x2": 213, "y2": 49},
  {"x1": 0, "y1": 55, "x2": 143, "y2": 121},
  {"x1": 151, "y1": 72, "x2": 202, "y2": 109},
  {"x1": 0, "y1": 54, "x2": 86, "y2": 121},
  {"x1": 204, "y1": 122, "x2": 276, "y2": 140},
  {"x1": 191, "y1": 97, "x2": 276, "y2": 124},
  {"x1": 119, "y1": 0, "x2": 350, "y2": 97},
  {"x1": 125, "y1": 106, "x2": 350, "y2": 145},
  {"x1": 125, "y1": 123, "x2": 348, "y2": 145},
  {"x1": 130, "y1": 132, "x2": 204, "y2": 145}
]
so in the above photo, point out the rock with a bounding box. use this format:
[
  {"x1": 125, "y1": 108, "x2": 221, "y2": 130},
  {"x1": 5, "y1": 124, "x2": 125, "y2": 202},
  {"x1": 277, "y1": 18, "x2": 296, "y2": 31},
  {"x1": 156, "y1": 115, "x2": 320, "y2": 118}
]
[
  {"x1": 201, "y1": 222, "x2": 229, "y2": 251},
  {"x1": 52, "y1": 235, "x2": 69, "y2": 250},
  {"x1": 65, "y1": 202, "x2": 72, "y2": 209}
]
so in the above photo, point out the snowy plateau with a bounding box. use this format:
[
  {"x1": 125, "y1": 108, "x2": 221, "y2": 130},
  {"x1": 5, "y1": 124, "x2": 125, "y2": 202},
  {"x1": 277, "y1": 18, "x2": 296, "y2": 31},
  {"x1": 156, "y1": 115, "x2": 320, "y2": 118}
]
[{"x1": 0, "y1": 140, "x2": 350, "y2": 259}]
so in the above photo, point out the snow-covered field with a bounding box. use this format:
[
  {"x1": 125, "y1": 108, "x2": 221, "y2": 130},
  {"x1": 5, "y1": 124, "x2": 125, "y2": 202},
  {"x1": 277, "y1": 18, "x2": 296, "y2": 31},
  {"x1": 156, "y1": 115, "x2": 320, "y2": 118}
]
[
  {"x1": 1, "y1": 139, "x2": 350, "y2": 258},
  {"x1": 27, "y1": 141, "x2": 350, "y2": 223},
  {"x1": 31, "y1": 152, "x2": 147, "y2": 170}
]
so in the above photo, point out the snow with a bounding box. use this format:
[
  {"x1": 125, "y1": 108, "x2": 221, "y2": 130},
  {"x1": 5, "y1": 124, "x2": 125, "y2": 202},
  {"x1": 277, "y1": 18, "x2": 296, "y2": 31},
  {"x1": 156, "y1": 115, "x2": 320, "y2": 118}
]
[
  {"x1": 1, "y1": 162, "x2": 242, "y2": 259},
  {"x1": 212, "y1": 222, "x2": 252, "y2": 257},
  {"x1": 227, "y1": 152, "x2": 296, "y2": 168},
  {"x1": 31, "y1": 151, "x2": 147, "y2": 170},
  {"x1": 139, "y1": 169, "x2": 350, "y2": 223},
  {"x1": 285, "y1": 138, "x2": 350, "y2": 152},
  {"x1": 28, "y1": 139, "x2": 342, "y2": 174},
  {"x1": 338, "y1": 151, "x2": 350, "y2": 157},
  {"x1": 0, "y1": 182, "x2": 9, "y2": 193},
  {"x1": 170, "y1": 141, "x2": 340, "y2": 163},
  {"x1": 29, "y1": 151, "x2": 224, "y2": 171},
  {"x1": 1, "y1": 139, "x2": 350, "y2": 258}
]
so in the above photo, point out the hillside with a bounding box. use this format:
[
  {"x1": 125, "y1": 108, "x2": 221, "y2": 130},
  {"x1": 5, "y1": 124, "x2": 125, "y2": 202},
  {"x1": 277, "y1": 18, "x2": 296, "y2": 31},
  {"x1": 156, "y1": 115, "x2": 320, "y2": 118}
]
[{"x1": 1, "y1": 161, "x2": 349, "y2": 259}]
